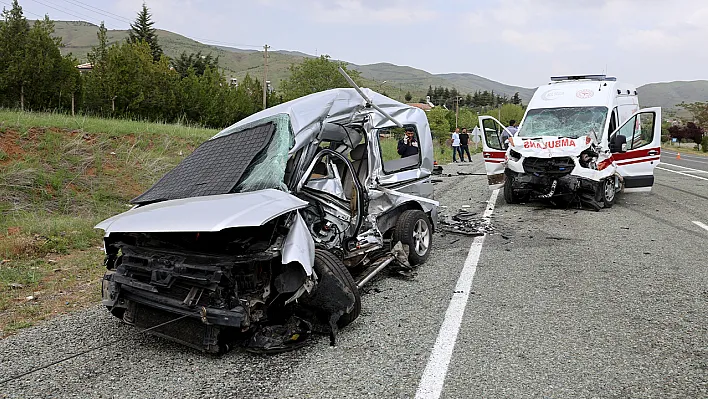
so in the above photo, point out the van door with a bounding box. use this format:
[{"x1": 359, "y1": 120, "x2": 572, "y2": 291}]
[
  {"x1": 608, "y1": 107, "x2": 662, "y2": 192},
  {"x1": 479, "y1": 116, "x2": 509, "y2": 189}
]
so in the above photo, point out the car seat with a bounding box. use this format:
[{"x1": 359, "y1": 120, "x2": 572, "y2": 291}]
[{"x1": 342, "y1": 143, "x2": 368, "y2": 200}]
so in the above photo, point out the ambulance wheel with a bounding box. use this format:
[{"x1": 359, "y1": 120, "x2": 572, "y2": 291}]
[
  {"x1": 503, "y1": 176, "x2": 518, "y2": 204},
  {"x1": 601, "y1": 178, "x2": 616, "y2": 208}
]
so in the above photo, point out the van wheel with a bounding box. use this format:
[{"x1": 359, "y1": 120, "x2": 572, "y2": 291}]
[
  {"x1": 602, "y1": 178, "x2": 616, "y2": 208},
  {"x1": 393, "y1": 210, "x2": 432, "y2": 265},
  {"x1": 503, "y1": 176, "x2": 517, "y2": 204},
  {"x1": 303, "y1": 250, "x2": 361, "y2": 328}
]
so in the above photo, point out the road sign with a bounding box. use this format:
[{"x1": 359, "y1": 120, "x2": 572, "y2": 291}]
[{"x1": 471, "y1": 126, "x2": 482, "y2": 143}]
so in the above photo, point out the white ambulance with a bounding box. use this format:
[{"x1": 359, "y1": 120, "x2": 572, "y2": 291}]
[{"x1": 478, "y1": 75, "x2": 662, "y2": 210}]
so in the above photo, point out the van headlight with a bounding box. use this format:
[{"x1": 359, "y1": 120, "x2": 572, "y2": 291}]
[{"x1": 509, "y1": 149, "x2": 521, "y2": 161}]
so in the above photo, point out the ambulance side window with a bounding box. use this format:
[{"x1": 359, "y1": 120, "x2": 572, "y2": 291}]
[{"x1": 608, "y1": 108, "x2": 618, "y2": 137}]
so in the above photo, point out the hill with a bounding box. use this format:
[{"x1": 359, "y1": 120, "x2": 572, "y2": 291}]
[
  {"x1": 49, "y1": 21, "x2": 707, "y2": 110},
  {"x1": 637, "y1": 81, "x2": 708, "y2": 109},
  {"x1": 49, "y1": 21, "x2": 530, "y2": 101}
]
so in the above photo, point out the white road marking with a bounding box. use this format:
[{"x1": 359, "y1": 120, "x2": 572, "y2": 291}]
[
  {"x1": 415, "y1": 189, "x2": 499, "y2": 399},
  {"x1": 661, "y1": 162, "x2": 708, "y2": 173},
  {"x1": 656, "y1": 166, "x2": 708, "y2": 182},
  {"x1": 693, "y1": 221, "x2": 708, "y2": 233}
]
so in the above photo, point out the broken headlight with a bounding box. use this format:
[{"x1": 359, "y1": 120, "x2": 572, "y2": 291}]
[{"x1": 579, "y1": 148, "x2": 598, "y2": 169}]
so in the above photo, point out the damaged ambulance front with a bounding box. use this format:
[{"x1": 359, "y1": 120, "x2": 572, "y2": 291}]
[{"x1": 480, "y1": 107, "x2": 620, "y2": 210}]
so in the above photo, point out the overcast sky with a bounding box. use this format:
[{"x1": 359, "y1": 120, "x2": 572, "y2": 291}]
[{"x1": 10, "y1": 0, "x2": 707, "y2": 88}]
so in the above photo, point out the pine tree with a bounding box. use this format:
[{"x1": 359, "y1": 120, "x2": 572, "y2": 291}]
[
  {"x1": 0, "y1": 0, "x2": 30, "y2": 109},
  {"x1": 88, "y1": 22, "x2": 108, "y2": 68},
  {"x1": 511, "y1": 92, "x2": 522, "y2": 105},
  {"x1": 405, "y1": 91, "x2": 412, "y2": 102},
  {"x1": 128, "y1": 3, "x2": 162, "y2": 62}
]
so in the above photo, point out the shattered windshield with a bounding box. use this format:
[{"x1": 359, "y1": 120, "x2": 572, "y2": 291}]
[{"x1": 518, "y1": 106, "x2": 608, "y2": 140}]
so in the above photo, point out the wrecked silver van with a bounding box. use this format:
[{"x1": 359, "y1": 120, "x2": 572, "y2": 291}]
[{"x1": 96, "y1": 87, "x2": 438, "y2": 353}]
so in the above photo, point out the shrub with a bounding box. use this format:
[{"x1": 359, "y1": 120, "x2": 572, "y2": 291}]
[{"x1": 702, "y1": 136, "x2": 708, "y2": 153}]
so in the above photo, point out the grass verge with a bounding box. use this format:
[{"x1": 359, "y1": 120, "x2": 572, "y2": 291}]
[
  {"x1": 661, "y1": 144, "x2": 708, "y2": 157},
  {"x1": 0, "y1": 110, "x2": 217, "y2": 337}
]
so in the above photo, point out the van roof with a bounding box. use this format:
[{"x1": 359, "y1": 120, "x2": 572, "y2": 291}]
[{"x1": 527, "y1": 79, "x2": 637, "y2": 109}]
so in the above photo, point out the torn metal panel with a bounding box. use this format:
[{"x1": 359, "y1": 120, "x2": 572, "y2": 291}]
[{"x1": 281, "y1": 211, "x2": 315, "y2": 276}]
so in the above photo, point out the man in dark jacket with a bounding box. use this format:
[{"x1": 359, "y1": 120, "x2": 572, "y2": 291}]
[
  {"x1": 459, "y1": 128, "x2": 472, "y2": 162},
  {"x1": 397, "y1": 126, "x2": 419, "y2": 158}
]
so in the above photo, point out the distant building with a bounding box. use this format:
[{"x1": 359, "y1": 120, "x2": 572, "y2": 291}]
[
  {"x1": 76, "y1": 63, "x2": 93, "y2": 73},
  {"x1": 406, "y1": 103, "x2": 433, "y2": 112}
]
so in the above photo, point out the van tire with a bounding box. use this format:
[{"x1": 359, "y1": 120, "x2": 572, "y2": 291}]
[
  {"x1": 311, "y1": 250, "x2": 361, "y2": 328},
  {"x1": 503, "y1": 176, "x2": 517, "y2": 204},
  {"x1": 602, "y1": 178, "x2": 616, "y2": 208},
  {"x1": 393, "y1": 210, "x2": 432, "y2": 265}
]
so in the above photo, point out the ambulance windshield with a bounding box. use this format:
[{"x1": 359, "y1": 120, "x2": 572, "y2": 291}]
[{"x1": 518, "y1": 106, "x2": 608, "y2": 141}]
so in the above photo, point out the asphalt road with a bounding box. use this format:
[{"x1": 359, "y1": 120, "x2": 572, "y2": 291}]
[
  {"x1": 0, "y1": 154, "x2": 706, "y2": 398},
  {"x1": 661, "y1": 149, "x2": 708, "y2": 172}
]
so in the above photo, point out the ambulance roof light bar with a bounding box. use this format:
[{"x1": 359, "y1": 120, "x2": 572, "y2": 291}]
[{"x1": 550, "y1": 75, "x2": 617, "y2": 82}]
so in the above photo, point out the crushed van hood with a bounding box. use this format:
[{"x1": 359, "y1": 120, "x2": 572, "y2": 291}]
[
  {"x1": 513, "y1": 136, "x2": 591, "y2": 158},
  {"x1": 96, "y1": 189, "x2": 309, "y2": 234}
]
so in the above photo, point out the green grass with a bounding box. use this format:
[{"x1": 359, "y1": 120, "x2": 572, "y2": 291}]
[
  {"x1": 0, "y1": 109, "x2": 217, "y2": 336},
  {"x1": 379, "y1": 136, "x2": 481, "y2": 165},
  {"x1": 662, "y1": 143, "x2": 708, "y2": 156},
  {"x1": 0, "y1": 109, "x2": 218, "y2": 140}
]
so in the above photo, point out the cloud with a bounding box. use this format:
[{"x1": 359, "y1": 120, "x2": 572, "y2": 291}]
[
  {"x1": 500, "y1": 29, "x2": 575, "y2": 53},
  {"x1": 280, "y1": 0, "x2": 439, "y2": 24}
]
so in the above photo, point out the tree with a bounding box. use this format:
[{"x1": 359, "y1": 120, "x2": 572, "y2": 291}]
[
  {"x1": 128, "y1": 3, "x2": 162, "y2": 62},
  {"x1": 457, "y1": 108, "x2": 477, "y2": 130},
  {"x1": 172, "y1": 51, "x2": 219, "y2": 78},
  {"x1": 426, "y1": 106, "x2": 451, "y2": 144},
  {"x1": 679, "y1": 101, "x2": 708, "y2": 129},
  {"x1": 404, "y1": 91, "x2": 412, "y2": 102},
  {"x1": 87, "y1": 22, "x2": 108, "y2": 68},
  {"x1": 481, "y1": 103, "x2": 525, "y2": 126},
  {"x1": 0, "y1": 0, "x2": 30, "y2": 109},
  {"x1": 280, "y1": 55, "x2": 361, "y2": 101},
  {"x1": 511, "y1": 92, "x2": 522, "y2": 105}
]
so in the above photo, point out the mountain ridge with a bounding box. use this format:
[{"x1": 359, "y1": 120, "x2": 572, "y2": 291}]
[{"x1": 46, "y1": 20, "x2": 707, "y2": 110}]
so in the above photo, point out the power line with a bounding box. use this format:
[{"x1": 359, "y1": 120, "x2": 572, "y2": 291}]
[
  {"x1": 58, "y1": 0, "x2": 131, "y2": 23},
  {"x1": 56, "y1": 0, "x2": 131, "y2": 24},
  {"x1": 17, "y1": 0, "x2": 264, "y2": 50},
  {"x1": 26, "y1": 0, "x2": 117, "y2": 29},
  {"x1": 0, "y1": 0, "x2": 45, "y2": 18}
]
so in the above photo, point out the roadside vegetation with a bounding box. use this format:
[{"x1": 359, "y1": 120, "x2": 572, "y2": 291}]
[{"x1": 0, "y1": 110, "x2": 216, "y2": 336}]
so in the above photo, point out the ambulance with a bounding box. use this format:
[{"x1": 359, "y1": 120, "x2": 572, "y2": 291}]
[{"x1": 478, "y1": 75, "x2": 662, "y2": 210}]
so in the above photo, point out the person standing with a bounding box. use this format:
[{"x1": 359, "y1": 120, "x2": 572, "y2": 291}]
[
  {"x1": 500, "y1": 119, "x2": 518, "y2": 149},
  {"x1": 397, "y1": 126, "x2": 420, "y2": 158},
  {"x1": 459, "y1": 128, "x2": 472, "y2": 162},
  {"x1": 451, "y1": 128, "x2": 461, "y2": 163}
]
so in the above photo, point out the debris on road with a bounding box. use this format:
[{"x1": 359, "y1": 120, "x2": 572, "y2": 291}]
[{"x1": 438, "y1": 208, "x2": 493, "y2": 236}]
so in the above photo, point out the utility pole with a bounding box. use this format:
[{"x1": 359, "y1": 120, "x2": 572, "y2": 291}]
[
  {"x1": 263, "y1": 44, "x2": 270, "y2": 110},
  {"x1": 455, "y1": 96, "x2": 462, "y2": 128}
]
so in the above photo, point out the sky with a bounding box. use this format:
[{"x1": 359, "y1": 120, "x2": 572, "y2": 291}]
[{"x1": 8, "y1": 0, "x2": 708, "y2": 88}]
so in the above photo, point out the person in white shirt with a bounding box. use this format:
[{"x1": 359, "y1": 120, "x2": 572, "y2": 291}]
[{"x1": 451, "y1": 128, "x2": 461, "y2": 162}]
